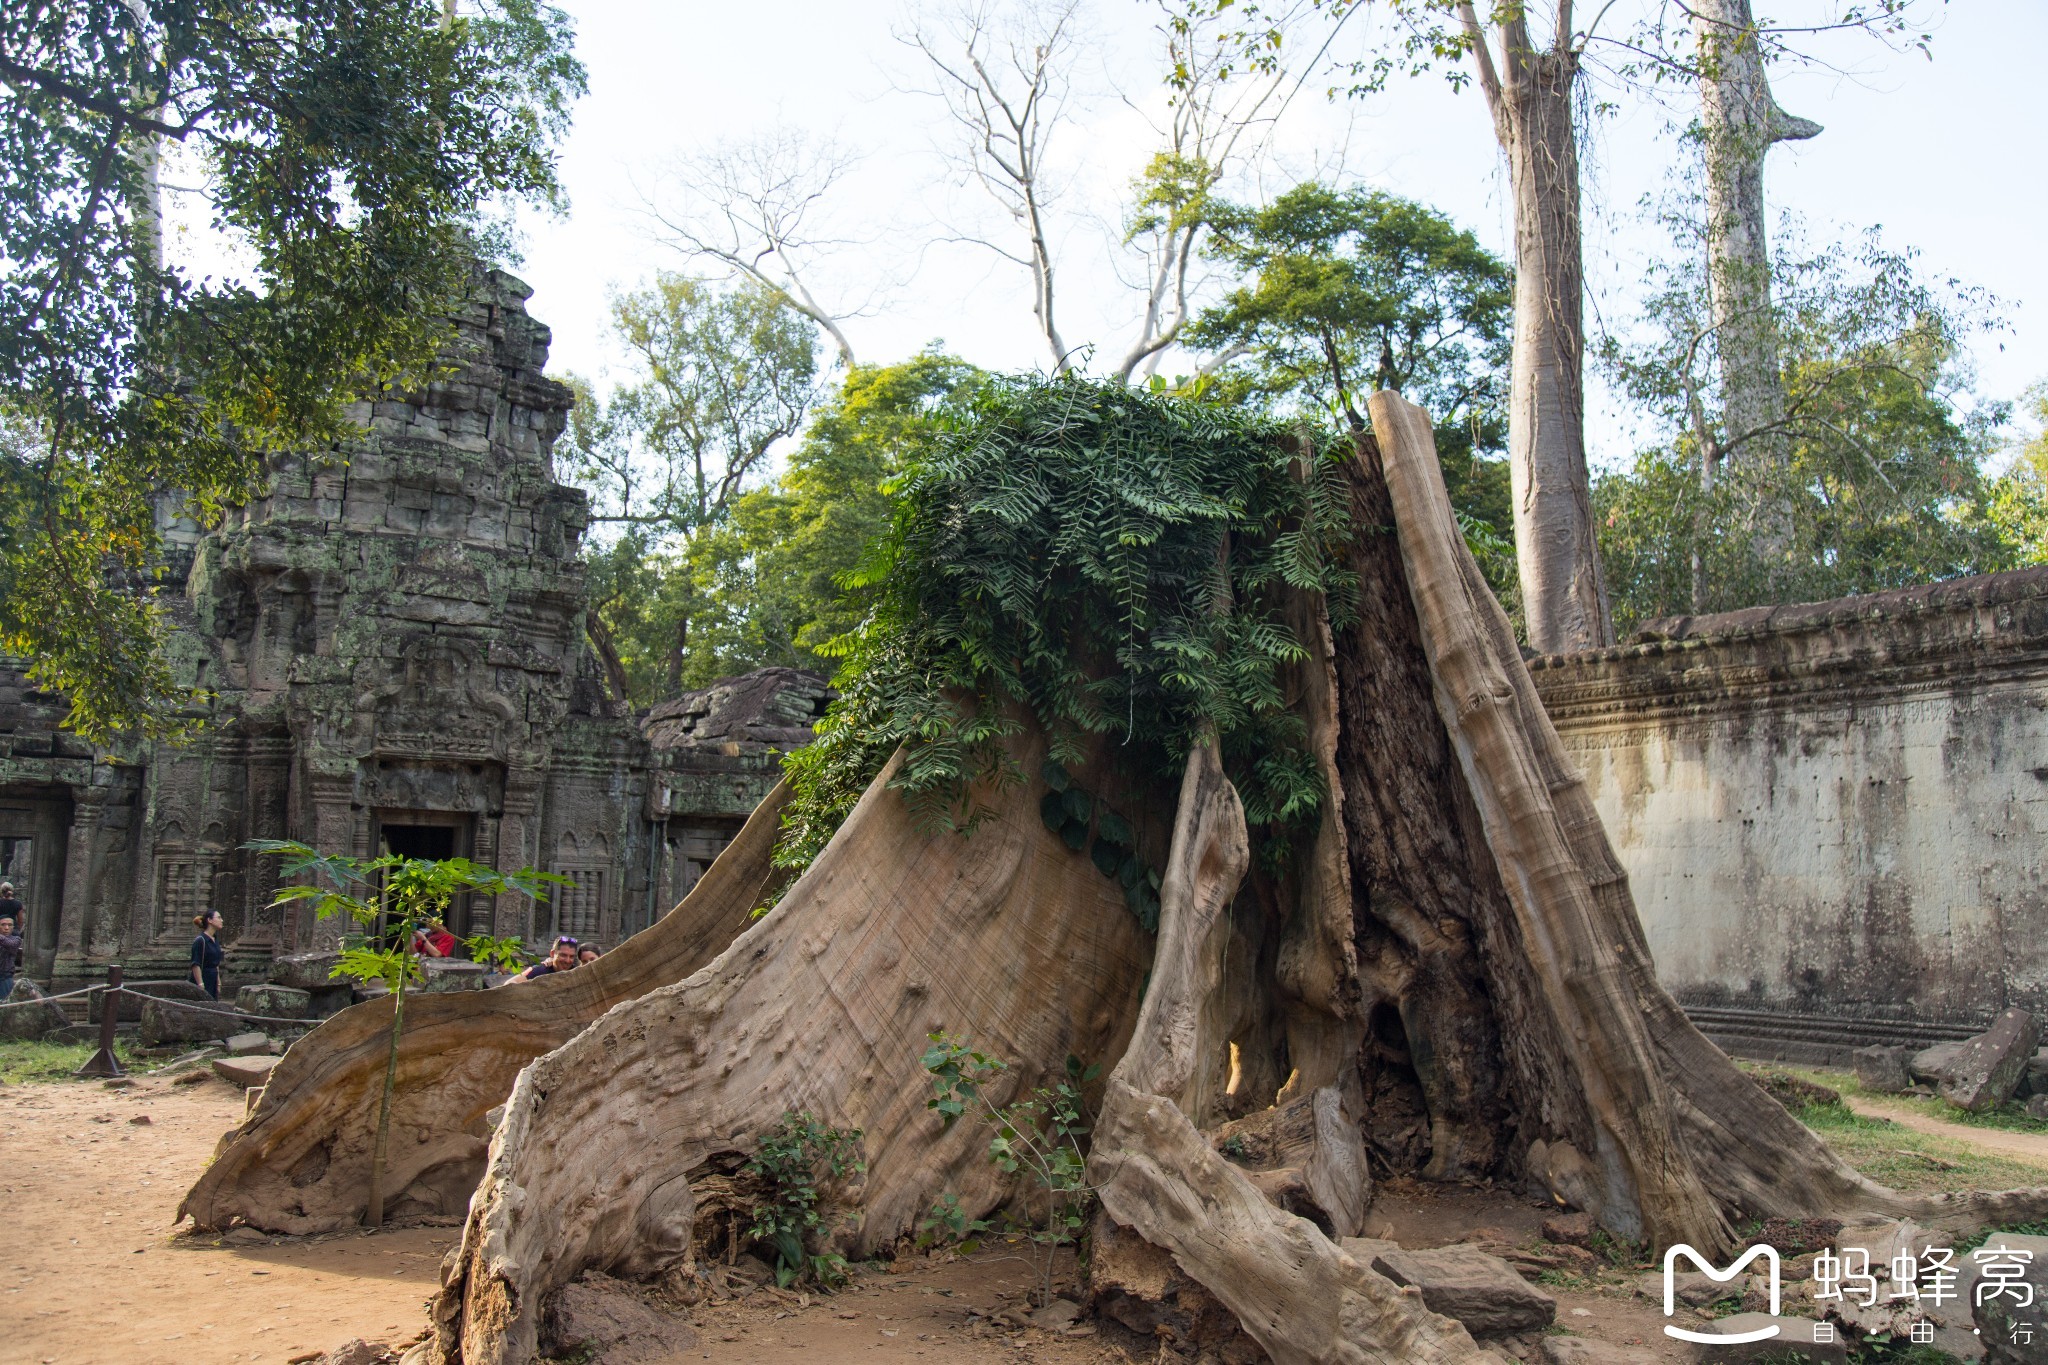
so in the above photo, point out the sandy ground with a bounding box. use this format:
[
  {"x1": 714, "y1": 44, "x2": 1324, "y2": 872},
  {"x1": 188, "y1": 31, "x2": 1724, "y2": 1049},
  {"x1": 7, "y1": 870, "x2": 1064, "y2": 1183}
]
[
  {"x1": 2, "y1": 1071, "x2": 449, "y2": 1365},
  {"x1": 0, "y1": 1068, "x2": 1715, "y2": 1365}
]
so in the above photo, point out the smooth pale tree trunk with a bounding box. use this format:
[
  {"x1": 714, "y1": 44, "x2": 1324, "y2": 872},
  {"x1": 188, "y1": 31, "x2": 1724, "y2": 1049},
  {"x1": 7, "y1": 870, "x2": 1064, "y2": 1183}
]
[
  {"x1": 1694, "y1": 0, "x2": 1820, "y2": 465},
  {"x1": 1461, "y1": 8, "x2": 1614, "y2": 654}
]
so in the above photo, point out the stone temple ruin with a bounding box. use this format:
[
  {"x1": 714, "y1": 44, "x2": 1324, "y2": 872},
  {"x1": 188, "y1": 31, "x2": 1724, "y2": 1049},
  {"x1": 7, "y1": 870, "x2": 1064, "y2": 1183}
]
[{"x1": 0, "y1": 270, "x2": 828, "y2": 994}]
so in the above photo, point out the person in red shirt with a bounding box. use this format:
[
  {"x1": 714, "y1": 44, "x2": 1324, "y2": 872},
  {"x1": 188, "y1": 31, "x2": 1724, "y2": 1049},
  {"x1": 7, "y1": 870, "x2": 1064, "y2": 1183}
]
[{"x1": 412, "y1": 917, "x2": 459, "y2": 959}]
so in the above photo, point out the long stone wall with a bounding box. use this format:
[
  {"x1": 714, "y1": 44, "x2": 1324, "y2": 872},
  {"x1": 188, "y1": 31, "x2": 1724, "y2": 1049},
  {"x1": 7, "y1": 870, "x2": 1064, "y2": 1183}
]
[{"x1": 1530, "y1": 568, "x2": 2048, "y2": 1064}]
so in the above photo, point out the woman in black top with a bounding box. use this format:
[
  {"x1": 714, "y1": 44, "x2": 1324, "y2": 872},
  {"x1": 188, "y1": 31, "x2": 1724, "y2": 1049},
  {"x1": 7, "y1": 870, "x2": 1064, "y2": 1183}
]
[{"x1": 189, "y1": 910, "x2": 225, "y2": 1000}]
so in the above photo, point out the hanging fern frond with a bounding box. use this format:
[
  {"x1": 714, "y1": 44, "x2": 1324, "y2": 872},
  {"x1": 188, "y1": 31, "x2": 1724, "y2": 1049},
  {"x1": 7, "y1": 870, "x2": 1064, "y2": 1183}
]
[{"x1": 773, "y1": 373, "x2": 1357, "y2": 886}]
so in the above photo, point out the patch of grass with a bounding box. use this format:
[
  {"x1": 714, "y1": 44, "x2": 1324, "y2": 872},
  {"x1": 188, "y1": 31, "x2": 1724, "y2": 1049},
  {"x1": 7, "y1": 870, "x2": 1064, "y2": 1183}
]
[
  {"x1": 1788, "y1": 1099, "x2": 2048, "y2": 1192},
  {"x1": 1954, "y1": 1219, "x2": 2048, "y2": 1256},
  {"x1": 0, "y1": 1037, "x2": 146, "y2": 1082},
  {"x1": 1739, "y1": 1059, "x2": 2048, "y2": 1137}
]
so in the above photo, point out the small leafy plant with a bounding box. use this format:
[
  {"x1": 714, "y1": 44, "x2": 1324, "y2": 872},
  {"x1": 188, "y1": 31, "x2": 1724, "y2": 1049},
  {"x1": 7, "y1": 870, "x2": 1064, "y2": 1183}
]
[
  {"x1": 744, "y1": 1111, "x2": 866, "y2": 1288},
  {"x1": 247, "y1": 840, "x2": 562, "y2": 1226},
  {"x1": 922, "y1": 1034, "x2": 1099, "y2": 1306}
]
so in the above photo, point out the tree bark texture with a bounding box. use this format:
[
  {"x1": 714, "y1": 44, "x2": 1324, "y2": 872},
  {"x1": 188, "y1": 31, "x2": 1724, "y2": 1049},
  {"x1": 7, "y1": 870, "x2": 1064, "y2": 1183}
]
[
  {"x1": 1368, "y1": 389, "x2": 2048, "y2": 1247},
  {"x1": 1089, "y1": 737, "x2": 1494, "y2": 1364},
  {"x1": 178, "y1": 782, "x2": 795, "y2": 1235},
  {"x1": 1476, "y1": 32, "x2": 1613, "y2": 654},
  {"x1": 1694, "y1": 0, "x2": 1820, "y2": 463},
  {"x1": 428, "y1": 737, "x2": 1153, "y2": 1365}
]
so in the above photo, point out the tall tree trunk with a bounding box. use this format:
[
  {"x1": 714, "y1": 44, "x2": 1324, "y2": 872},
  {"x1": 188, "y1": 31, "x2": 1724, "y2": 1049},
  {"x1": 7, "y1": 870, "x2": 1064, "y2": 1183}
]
[
  {"x1": 1465, "y1": 12, "x2": 1614, "y2": 654},
  {"x1": 1694, "y1": 0, "x2": 1820, "y2": 465}
]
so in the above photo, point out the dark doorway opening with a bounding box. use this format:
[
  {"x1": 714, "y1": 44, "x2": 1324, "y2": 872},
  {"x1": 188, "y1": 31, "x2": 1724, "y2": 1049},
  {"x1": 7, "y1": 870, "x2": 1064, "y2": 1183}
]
[
  {"x1": 382, "y1": 825, "x2": 457, "y2": 862},
  {"x1": 374, "y1": 815, "x2": 475, "y2": 936}
]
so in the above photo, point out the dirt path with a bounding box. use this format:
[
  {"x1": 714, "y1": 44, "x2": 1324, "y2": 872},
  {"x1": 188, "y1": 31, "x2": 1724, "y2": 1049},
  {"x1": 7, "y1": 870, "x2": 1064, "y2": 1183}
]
[
  {"x1": 2, "y1": 1071, "x2": 450, "y2": 1365},
  {"x1": 0, "y1": 1067, "x2": 1709, "y2": 1364},
  {"x1": 1845, "y1": 1094, "x2": 2048, "y2": 1167}
]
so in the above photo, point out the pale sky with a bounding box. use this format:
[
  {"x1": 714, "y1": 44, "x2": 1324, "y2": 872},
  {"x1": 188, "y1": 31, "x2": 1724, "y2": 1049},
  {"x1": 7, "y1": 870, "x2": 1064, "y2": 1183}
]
[{"x1": 267, "y1": 2, "x2": 2048, "y2": 469}]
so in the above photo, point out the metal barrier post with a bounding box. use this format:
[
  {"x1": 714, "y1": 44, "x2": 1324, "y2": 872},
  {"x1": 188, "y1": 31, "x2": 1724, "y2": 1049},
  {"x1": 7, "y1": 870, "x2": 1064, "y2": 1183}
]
[{"x1": 74, "y1": 964, "x2": 126, "y2": 1078}]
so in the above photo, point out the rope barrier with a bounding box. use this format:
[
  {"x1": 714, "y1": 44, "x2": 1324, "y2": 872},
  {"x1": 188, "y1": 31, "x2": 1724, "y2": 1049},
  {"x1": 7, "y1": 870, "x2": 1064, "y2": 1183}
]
[
  {"x1": 0, "y1": 984, "x2": 101, "y2": 1011},
  {"x1": 0, "y1": 982, "x2": 316, "y2": 1025}
]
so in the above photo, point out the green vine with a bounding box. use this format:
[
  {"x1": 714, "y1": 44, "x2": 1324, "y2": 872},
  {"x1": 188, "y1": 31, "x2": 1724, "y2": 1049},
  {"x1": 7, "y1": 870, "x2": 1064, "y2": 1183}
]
[{"x1": 773, "y1": 373, "x2": 1356, "y2": 896}]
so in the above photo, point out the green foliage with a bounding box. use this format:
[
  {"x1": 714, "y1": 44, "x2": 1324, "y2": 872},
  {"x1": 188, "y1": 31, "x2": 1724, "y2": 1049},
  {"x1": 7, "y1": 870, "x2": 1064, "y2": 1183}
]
[
  {"x1": 0, "y1": 0, "x2": 584, "y2": 739},
  {"x1": 247, "y1": 840, "x2": 561, "y2": 990},
  {"x1": 1189, "y1": 182, "x2": 1517, "y2": 606},
  {"x1": 917, "y1": 1191, "x2": 991, "y2": 1251},
  {"x1": 561, "y1": 275, "x2": 821, "y2": 702},
  {"x1": 1038, "y1": 759, "x2": 1162, "y2": 931},
  {"x1": 743, "y1": 1111, "x2": 865, "y2": 1289},
  {"x1": 463, "y1": 933, "x2": 530, "y2": 974},
  {"x1": 773, "y1": 374, "x2": 1354, "y2": 880},
  {"x1": 682, "y1": 353, "x2": 987, "y2": 686},
  {"x1": 922, "y1": 1036, "x2": 1098, "y2": 1306},
  {"x1": 0, "y1": 1037, "x2": 144, "y2": 1083},
  {"x1": 1598, "y1": 216, "x2": 2027, "y2": 631}
]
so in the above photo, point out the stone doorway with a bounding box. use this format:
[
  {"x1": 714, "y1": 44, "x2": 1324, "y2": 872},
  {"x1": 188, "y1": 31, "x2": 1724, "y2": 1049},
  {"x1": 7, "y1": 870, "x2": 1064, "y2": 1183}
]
[{"x1": 373, "y1": 814, "x2": 475, "y2": 936}]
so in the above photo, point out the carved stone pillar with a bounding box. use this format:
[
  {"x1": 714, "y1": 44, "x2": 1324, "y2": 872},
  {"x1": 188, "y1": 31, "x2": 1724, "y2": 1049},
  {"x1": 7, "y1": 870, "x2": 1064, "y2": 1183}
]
[{"x1": 492, "y1": 774, "x2": 543, "y2": 940}]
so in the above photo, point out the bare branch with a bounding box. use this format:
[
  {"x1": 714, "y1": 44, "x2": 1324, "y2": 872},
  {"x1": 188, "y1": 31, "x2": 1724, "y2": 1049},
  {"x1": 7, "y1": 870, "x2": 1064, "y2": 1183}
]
[
  {"x1": 902, "y1": 0, "x2": 1083, "y2": 372},
  {"x1": 638, "y1": 128, "x2": 872, "y2": 368}
]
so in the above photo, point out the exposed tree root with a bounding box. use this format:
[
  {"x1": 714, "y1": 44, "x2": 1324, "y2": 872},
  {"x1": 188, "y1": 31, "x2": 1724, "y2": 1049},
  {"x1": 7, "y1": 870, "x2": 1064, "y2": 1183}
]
[
  {"x1": 178, "y1": 783, "x2": 795, "y2": 1234},
  {"x1": 1090, "y1": 737, "x2": 1493, "y2": 1364},
  {"x1": 428, "y1": 738, "x2": 1152, "y2": 1365}
]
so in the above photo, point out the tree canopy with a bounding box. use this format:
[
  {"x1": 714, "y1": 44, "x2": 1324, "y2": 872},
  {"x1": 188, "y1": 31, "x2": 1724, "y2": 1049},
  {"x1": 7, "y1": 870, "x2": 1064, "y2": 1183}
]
[
  {"x1": 1598, "y1": 216, "x2": 2024, "y2": 630},
  {"x1": 0, "y1": 0, "x2": 584, "y2": 739}
]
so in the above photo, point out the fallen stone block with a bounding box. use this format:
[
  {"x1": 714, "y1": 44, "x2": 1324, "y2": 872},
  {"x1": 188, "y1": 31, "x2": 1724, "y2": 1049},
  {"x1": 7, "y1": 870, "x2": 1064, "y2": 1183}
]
[
  {"x1": 224, "y1": 1031, "x2": 272, "y2": 1056},
  {"x1": 2028, "y1": 1094, "x2": 2048, "y2": 1121},
  {"x1": 1852, "y1": 1044, "x2": 1914, "y2": 1094},
  {"x1": 0, "y1": 980, "x2": 69, "y2": 1041},
  {"x1": 1638, "y1": 1270, "x2": 1743, "y2": 1308},
  {"x1": 139, "y1": 995, "x2": 231, "y2": 1046},
  {"x1": 1368, "y1": 1244, "x2": 1557, "y2": 1335},
  {"x1": 316, "y1": 1340, "x2": 387, "y2": 1365},
  {"x1": 1541, "y1": 1210, "x2": 1597, "y2": 1248},
  {"x1": 235, "y1": 982, "x2": 312, "y2": 1019},
  {"x1": 96, "y1": 978, "x2": 209, "y2": 1025},
  {"x1": 1911, "y1": 1040, "x2": 1966, "y2": 1086},
  {"x1": 307, "y1": 982, "x2": 354, "y2": 1018},
  {"x1": 421, "y1": 960, "x2": 489, "y2": 993},
  {"x1": 1691, "y1": 1314, "x2": 1847, "y2": 1363},
  {"x1": 212, "y1": 1054, "x2": 280, "y2": 1089},
  {"x1": 1940, "y1": 1008, "x2": 2040, "y2": 1112},
  {"x1": 269, "y1": 950, "x2": 345, "y2": 993},
  {"x1": 2022, "y1": 1047, "x2": 2048, "y2": 1099},
  {"x1": 542, "y1": 1270, "x2": 698, "y2": 1365}
]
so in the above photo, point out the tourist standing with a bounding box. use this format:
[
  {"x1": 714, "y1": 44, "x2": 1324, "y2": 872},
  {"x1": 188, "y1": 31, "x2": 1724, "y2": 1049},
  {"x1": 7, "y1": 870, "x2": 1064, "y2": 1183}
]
[
  {"x1": 0, "y1": 913, "x2": 21, "y2": 999},
  {"x1": 0, "y1": 881, "x2": 23, "y2": 945},
  {"x1": 189, "y1": 910, "x2": 225, "y2": 1000}
]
